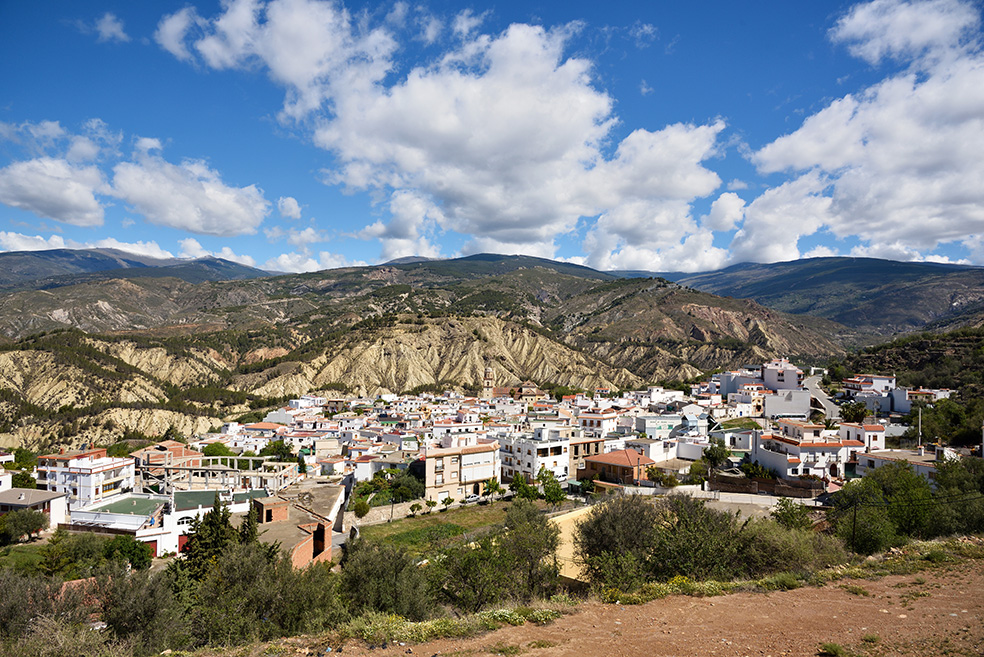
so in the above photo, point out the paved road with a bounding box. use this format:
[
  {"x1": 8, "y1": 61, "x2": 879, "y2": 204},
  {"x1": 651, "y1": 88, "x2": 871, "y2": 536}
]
[{"x1": 805, "y1": 374, "x2": 839, "y2": 420}]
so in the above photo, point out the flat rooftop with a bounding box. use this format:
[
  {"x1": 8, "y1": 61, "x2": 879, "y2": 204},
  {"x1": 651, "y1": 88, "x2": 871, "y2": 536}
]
[{"x1": 88, "y1": 496, "x2": 165, "y2": 516}]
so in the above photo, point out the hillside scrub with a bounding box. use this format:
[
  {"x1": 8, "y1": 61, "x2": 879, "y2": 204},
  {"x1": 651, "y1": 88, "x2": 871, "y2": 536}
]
[{"x1": 575, "y1": 494, "x2": 849, "y2": 591}]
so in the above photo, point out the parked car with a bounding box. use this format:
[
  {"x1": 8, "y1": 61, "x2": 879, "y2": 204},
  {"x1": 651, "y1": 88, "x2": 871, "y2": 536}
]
[{"x1": 464, "y1": 494, "x2": 480, "y2": 504}]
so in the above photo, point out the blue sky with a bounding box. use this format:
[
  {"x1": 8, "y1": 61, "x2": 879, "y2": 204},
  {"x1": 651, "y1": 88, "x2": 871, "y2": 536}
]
[{"x1": 1, "y1": 0, "x2": 983, "y2": 273}]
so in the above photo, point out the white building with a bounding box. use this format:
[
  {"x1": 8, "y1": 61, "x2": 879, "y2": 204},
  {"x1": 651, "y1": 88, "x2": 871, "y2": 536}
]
[
  {"x1": 37, "y1": 448, "x2": 135, "y2": 510},
  {"x1": 761, "y1": 358, "x2": 804, "y2": 391},
  {"x1": 750, "y1": 430, "x2": 865, "y2": 480},
  {"x1": 838, "y1": 423, "x2": 886, "y2": 452},
  {"x1": 843, "y1": 374, "x2": 897, "y2": 398},
  {"x1": 498, "y1": 427, "x2": 570, "y2": 484}
]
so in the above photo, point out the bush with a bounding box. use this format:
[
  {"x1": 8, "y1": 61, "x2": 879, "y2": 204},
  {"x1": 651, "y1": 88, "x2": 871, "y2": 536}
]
[
  {"x1": 739, "y1": 518, "x2": 849, "y2": 577},
  {"x1": 340, "y1": 539, "x2": 433, "y2": 621},
  {"x1": 574, "y1": 495, "x2": 658, "y2": 586},
  {"x1": 770, "y1": 498, "x2": 813, "y2": 531}
]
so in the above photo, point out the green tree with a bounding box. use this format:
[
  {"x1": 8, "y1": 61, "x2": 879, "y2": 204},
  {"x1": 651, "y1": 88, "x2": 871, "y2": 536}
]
[
  {"x1": 104, "y1": 534, "x2": 153, "y2": 570},
  {"x1": 430, "y1": 534, "x2": 510, "y2": 613},
  {"x1": 703, "y1": 437, "x2": 731, "y2": 470},
  {"x1": 183, "y1": 493, "x2": 237, "y2": 580},
  {"x1": 98, "y1": 567, "x2": 192, "y2": 655},
  {"x1": 647, "y1": 495, "x2": 743, "y2": 582},
  {"x1": 340, "y1": 538, "x2": 432, "y2": 620},
  {"x1": 297, "y1": 455, "x2": 307, "y2": 474},
  {"x1": 500, "y1": 499, "x2": 560, "y2": 600},
  {"x1": 10, "y1": 470, "x2": 35, "y2": 489},
  {"x1": 510, "y1": 472, "x2": 539, "y2": 501},
  {"x1": 865, "y1": 460, "x2": 934, "y2": 537},
  {"x1": 37, "y1": 530, "x2": 109, "y2": 578},
  {"x1": 441, "y1": 496, "x2": 455, "y2": 510},
  {"x1": 259, "y1": 439, "x2": 294, "y2": 462},
  {"x1": 203, "y1": 442, "x2": 236, "y2": 458},
  {"x1": 770, "y1": 497, "x2": 813, "y2": 531},
  {"x1": 409, "y1": 502, "x2": 422, "y2": 516},
  {"x1": 574, "y1": 494, "x2": 658, "y2": 586},
  {"x1": 829, "y1": 478, "x2": 897, "y2": 555},
  {"x1": 541, "y1": 473, "x2": 567, "y2": 507},
  {"x1": 0, "y1": 508, "x2": 48, "y2": 544},
  {"x1": 425, "y1": 499, "x2": 438, "y2": 513},
  {"x1": 353, "y1": 498, "x2": 371, "y2": 519},
  {"x1": 239, "y1": 504, "x2": 259, "y2": 545},
  {"x1": 840, "y1": 401, "x2": 869, "y2": 424},
  {"x1": 483, "y1": 477, "x2": 504, "y2": 505}
]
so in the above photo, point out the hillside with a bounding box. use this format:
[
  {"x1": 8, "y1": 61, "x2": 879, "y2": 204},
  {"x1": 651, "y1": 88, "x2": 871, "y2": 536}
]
[
  {"x1": 669, "y1": 257, "x2": 984, "y2": 334},
  {"x1": 0, "y1": 248, "x2": 269, "y2": 292},
  {"x1": 0, "y1": 252, "x2": 853, "y2": 451}
]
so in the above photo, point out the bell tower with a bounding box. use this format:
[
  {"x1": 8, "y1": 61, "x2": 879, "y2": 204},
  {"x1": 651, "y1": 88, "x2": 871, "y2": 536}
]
[{"x1": 482, "y1": 366, "x2": 495, "y2": 399}]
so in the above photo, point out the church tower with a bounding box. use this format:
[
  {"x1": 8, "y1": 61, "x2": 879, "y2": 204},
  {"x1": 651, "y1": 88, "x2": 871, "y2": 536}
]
[{"x1": 482, "y1": 366, "x2": 495, "y2": 399}]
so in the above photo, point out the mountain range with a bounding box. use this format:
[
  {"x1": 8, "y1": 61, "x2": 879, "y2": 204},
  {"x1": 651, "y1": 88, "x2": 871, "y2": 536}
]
[{"x1": 0, "y1": 248, "x2": 979, "y2": 452}]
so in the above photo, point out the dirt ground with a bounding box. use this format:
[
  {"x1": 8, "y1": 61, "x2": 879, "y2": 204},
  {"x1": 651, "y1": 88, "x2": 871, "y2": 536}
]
[{"x1": 331, "y1": 559, "x2": 984, "y2": 657}]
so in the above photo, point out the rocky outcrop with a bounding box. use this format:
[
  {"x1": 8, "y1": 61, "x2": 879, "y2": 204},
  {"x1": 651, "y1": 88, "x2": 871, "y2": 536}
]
[{"x1": 243, "y1": 317, "x2": 643, "y2": 398}]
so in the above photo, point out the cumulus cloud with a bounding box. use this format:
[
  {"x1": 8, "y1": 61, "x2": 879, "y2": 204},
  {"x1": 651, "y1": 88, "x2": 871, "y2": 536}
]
[
  {"x1": 95, "y1": 12, "x2": 131, "y2": 43},
  {"x1": 154, "y1": 7, "x2": 205, "y2": 61},
  {"x1": 701, "y1": 192, "x2": 746, "y2": 232},
  {"x1": 178, "y1": 237, "x2": 256, "y2": 265},
  {"x1": 745, "y1": 0, "x2": 984, "y2": 264},
  {"x1": 830, "y1": 0, "x2": 979, "y2": 65},
  {"x1": 0, "y1": 157, "x2": 106, "y2": 226},
  {"x1": 0, "y1": 231, "x2": 174, "y2": 259},
  {"x1": 0, "y1": 232, "x2": 68, "y2": 252},
  {"x1": 452, "y1": 10, "x2": 486, "y2": 38},
  {"x1": 729, "y1": 172, "x2": 833, "y2": 263},
  {"x1": 263, "y1": 249, "x2": 363, "y2": 272},
  {"x1": 157, "y1": 0, "x2": 396, "y2": 119},
  {"x1": 154, "y1": 2, "x2": 741, "y2": 268},
  {"x1": 112, "y1": 155, "x2": 270, "y2": 236},
  {"x1": 277, "y1": 195, "x2": 302, "y2": 218}
]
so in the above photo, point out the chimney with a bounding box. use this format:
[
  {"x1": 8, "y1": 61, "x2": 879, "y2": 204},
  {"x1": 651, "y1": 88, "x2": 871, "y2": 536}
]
[
  {"x1": 18, "y1": 493, "x2": 25, "y2": 501},
  {"x1": 918, "y1": 446, "x2": 925, "y2": 457},
  {"x1": 59, "y1": 447, "x2": 65, "y2": 454}
]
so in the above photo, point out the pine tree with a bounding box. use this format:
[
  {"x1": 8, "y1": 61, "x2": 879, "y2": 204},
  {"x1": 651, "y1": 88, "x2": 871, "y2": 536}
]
[{"x1": 183, "y1": 493, "x2": 236, "y2": 580}]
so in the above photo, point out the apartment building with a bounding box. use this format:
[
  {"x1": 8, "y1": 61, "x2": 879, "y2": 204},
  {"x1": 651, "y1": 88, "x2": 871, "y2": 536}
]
[
  {"x1": 422, "y1": 434, "x2": 500, "y2": 502},
  {"x1": 37, "y1": 448, "x2": 135, "y2": 510}
]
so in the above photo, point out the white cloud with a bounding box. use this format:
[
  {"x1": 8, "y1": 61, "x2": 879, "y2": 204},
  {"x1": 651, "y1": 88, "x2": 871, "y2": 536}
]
[
  {"x1": 178, "y1": 237, "x2": 256, "y2": 266},
  {"x1": 95, "y1": 12, "x2": 131, "y2": 43},
  {"x1": 802, "y1": 245, "x2": 840, "y2": 258},
  {"x1": 702, "y1": 192, "x2": 746, "y2": 232},
  {"x1": 729, "y1": 172, "x2": 833, "y2": 264},
  {"x1": 830, "y1": 0, "x2": 979, "y2": 65},
  {"x1": 629, "y1": 21, "x2": 658, "y2": 48},
  {"x1": 0, "y1": 231, "x2": 174, "y2": 259},
  {"x1": 452, "y1": 10, "x2": 485, "y2": 38},
  {"x1": 135, "y1": 137, "x2": 163, "y2": 153},
  {"x1": 639, "y1": 79, "x2": 653, "y2": 96},
  {"x1": 155, "y1": 7, "x2": 204, "y2": 61},
  {"x1": 112, "y1": 155, "x2": 270, "y2": 236},
  {"x1": 0, "y1": 232, "x2": 68, "y2": 252},
  {"x1": 358, "y1": 190, "x2": 443, "y2": 261},
  {"x1": 178, "y1": 237, "x2": 210, "y2": 259},
  {"x1": 744, "y1": 0, "x2": 984, "y2": 264},
  {"x1": 263, "y1": 249, "x2": 361, "y2": 272},
  {"x1": 160, "y1": 2, "x2": 728, "y2": 268},
  {"x1": 420, "y1": 16, "x2": 442, "y2": 44},
  {"x1": 87, "y1": 238, "x2": 174, "y2": 259},
  {"x1": 277, "y1": 195, "x2": 302, "y2": 218},
  {"x1": 0, "y1": 157, "x2": 105, "y2": 226}
]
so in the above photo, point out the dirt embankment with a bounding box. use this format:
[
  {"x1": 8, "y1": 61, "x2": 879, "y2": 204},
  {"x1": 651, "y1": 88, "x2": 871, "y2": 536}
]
[{"x1": 269, "y1": 559, "x2": 984, "y2": 657}]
